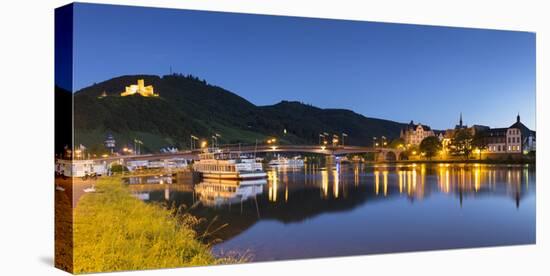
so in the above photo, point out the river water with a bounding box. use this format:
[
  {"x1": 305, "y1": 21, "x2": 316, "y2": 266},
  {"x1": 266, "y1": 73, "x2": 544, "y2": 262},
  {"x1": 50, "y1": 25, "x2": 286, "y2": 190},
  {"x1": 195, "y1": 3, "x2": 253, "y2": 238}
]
[{"x1": 126, "y1": 163, "x2": 535, "y2": 261}]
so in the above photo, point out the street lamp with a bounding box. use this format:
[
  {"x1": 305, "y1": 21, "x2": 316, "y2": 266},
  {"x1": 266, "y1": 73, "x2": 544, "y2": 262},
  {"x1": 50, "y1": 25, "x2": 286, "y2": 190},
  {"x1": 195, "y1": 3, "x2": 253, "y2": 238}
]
[
  {"x1": 212, "y1": 133, "x2": 221, "y2": 148},
  {"x1": 190, "y1": 135, "x2": 199, "y2": 150},
  {"x1": 211, "y1": 135, "x2": 219, "y2": 148},
  {"x1": 134, "y1": 139, "x2": 143, "y2": 155},
  {"x1": 342, "y1": 132, "x2": 348, "y2": 146}
]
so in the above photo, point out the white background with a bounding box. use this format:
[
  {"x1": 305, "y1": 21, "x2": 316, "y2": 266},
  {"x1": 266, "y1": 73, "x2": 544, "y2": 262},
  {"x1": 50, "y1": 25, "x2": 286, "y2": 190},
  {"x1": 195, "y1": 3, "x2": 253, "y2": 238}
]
[{"x1": 0, "y1": 0, "x2": 548, "y2": 275}]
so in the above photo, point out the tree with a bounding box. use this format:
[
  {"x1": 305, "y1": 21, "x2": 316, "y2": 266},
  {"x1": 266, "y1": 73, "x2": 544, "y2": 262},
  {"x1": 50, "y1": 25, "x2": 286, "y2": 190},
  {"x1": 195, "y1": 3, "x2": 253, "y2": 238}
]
[
  {"x1": 419, "y1": 136, "x2": 442, "y2": 160},
  {"x1": 451, "y1": 129, "x2": 473, "y2": 159},
  {"x1": 471, "y1": 131, "x2": 488, "y2": 159},
  {"x1": 389, "y1": 138, "x2": 405, "y2": 149}
]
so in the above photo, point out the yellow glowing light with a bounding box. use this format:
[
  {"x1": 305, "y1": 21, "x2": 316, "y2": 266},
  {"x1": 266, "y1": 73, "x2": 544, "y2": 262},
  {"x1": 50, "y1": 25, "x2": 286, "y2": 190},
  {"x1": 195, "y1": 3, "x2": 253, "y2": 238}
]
[
  {"x1": 474, "y1": 169, "x2": 480, "y2": 191},
  {"x1": 285, "y1": 185, "x2": 288, "y2": 202},
  {"x1": 268, "y1": 170, "x2": 278, "y2": 202},
  {"x1": 383, "y1": 171, "x2": 388, "y2": 196},
  {"x1": 398, "y1": 171, "x2": 403, "y2": 193},
  {"x1": 374, "y1": 171, "x2": 380, "y2": 195},
  {"x1": 120, "y1": 79, "x2": 158, "y2": 97},
  {"x1": 321, "y1": 169, "x2": 329, "y2": 198},
  {"x1": 200, "y1": 141, "x2": 208, "y2": 148},
  {"x1": 333, "y1": 168, "x2": 339, "y2": 198}
]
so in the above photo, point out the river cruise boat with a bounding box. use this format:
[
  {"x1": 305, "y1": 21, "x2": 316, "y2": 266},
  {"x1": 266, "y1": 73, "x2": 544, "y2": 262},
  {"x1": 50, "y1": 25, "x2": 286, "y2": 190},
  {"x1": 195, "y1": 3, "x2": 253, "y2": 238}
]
[
  {"x1": 194, "y1": 149, "x2": 267, "y2": 180},
  {"x1": 268, "y1": 155, "x2": 305, "y2": 167}
]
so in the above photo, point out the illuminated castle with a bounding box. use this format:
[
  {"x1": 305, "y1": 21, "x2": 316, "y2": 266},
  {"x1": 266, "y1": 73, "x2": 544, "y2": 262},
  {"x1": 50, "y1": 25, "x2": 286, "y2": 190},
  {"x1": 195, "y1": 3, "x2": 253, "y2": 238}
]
[{"x1": 120, "y1": 79, "x2": 158, "y2": 97}]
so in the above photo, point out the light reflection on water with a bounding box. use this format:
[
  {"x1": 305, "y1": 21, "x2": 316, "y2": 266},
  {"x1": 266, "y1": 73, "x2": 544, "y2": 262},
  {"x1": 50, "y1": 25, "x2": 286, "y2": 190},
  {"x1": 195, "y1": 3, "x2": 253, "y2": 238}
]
[{"x1": 126, "y1": 163, "x2": 535, "y2": 261}]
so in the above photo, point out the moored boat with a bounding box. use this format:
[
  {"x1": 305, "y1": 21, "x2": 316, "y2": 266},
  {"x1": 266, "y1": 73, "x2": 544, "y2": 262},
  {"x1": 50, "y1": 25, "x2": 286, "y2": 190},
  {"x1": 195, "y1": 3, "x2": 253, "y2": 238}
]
[
  {"x1": 268, "y1": 155, "x2": 305, "y2": 167},
  {"x1": 193, "y1": 149, "x2": 267, "y2": 180}
]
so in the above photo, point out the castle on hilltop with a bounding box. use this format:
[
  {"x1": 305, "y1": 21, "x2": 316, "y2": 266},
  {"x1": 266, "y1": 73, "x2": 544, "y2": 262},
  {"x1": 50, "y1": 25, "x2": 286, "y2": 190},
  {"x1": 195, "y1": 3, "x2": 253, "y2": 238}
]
[{"x1": 120, "y1": 79, "x2": 158, "y2": 97}]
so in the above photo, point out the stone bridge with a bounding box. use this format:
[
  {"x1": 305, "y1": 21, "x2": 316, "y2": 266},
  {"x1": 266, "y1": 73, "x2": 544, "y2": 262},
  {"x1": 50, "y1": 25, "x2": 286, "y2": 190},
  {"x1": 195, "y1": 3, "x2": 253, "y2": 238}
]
[
  {"x1": 219, "y1": 144, "x2": 405, "y2": 161},
  {"x1": 91, "y1": 144, "x2": 405, "y2": 164}
]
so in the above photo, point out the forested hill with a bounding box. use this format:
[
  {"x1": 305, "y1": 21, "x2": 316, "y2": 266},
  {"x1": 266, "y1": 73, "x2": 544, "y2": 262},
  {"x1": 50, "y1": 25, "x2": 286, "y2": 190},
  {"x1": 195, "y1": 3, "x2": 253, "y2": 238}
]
[{"x1": 73, "y1": 74, "x2": 406, "y2": 153}]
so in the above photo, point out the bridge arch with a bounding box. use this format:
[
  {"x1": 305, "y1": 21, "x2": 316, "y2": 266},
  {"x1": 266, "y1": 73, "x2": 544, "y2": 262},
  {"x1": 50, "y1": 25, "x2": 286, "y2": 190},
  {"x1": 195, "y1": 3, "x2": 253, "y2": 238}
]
[{"x1": 385, "y1": 151, "x2": 397, "y2": 161}]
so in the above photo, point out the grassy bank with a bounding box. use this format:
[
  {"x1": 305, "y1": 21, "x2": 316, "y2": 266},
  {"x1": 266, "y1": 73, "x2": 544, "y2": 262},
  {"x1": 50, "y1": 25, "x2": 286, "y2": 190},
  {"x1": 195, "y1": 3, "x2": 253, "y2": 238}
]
[{"x1": 73, "y1": 177, "x2": 220, "y2": 273}]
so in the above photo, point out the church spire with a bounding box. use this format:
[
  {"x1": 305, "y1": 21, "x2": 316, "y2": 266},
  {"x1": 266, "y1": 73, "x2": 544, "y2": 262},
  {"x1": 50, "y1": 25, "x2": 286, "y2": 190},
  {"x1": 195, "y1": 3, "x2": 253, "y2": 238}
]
[
  {"x1": 517, "y1": 112, "x2": 520, "y2": 123},
  {"x1": 459, "y1": 112, "x2": 463, "y2": 127}
]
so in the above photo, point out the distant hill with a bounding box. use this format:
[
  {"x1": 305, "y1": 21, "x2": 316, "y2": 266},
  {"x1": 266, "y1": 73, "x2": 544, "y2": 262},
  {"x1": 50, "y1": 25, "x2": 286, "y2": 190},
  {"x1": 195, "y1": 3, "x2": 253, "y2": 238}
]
[{"x1": 73, "y1": 74, "x2": 407, "y2": 153}]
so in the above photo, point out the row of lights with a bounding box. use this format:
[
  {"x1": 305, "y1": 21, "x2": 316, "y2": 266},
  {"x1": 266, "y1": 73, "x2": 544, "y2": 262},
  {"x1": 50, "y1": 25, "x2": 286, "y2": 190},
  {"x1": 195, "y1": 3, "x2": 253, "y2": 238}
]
[{"x1": 319, "y1": 132, "x2": 348, "y2": 146}]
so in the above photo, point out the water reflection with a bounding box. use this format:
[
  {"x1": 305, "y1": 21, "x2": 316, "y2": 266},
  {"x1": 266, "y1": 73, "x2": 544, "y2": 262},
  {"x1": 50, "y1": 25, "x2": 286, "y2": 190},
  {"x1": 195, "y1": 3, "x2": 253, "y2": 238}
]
[
  {"x1": 195, "y1": 179, "x2": 265, "y2": 207},
  {"x1": 125, "y1": 163, "x2": 535, "y2": 261}
]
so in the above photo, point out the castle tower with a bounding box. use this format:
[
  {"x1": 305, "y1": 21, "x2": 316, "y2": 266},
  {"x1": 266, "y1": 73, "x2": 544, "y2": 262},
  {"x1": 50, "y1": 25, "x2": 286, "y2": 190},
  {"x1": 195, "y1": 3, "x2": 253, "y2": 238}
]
[
  {"x1": 120, "y1": 79, "x2": 158, "y2": 97},
  {"x1": 138, "y1": 79, "x2": 145, "y2": 90}
]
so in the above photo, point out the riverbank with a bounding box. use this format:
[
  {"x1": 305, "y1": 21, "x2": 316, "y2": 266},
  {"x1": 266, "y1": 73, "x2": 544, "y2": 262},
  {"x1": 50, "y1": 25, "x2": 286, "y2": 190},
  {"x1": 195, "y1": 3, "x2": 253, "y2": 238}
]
[{"x1": 72, "y1": 177, "x2": 222, "y2": 273}]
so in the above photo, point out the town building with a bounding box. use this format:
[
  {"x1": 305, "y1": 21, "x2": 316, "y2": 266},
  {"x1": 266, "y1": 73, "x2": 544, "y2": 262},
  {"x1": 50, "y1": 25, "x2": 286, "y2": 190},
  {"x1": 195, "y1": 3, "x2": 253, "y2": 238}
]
[
  {"x1": 440, "y1": 114, "x2": 489, "y2": 154},
  {"x1": 400, "y1": 120, "x2": 435, "y2": 146},
  {"x1": 484, "y1": 114, "x2": 536, "y2": 155},
  {"x1": 120, "y1": 79, "x2": 158, "y2": 97}
]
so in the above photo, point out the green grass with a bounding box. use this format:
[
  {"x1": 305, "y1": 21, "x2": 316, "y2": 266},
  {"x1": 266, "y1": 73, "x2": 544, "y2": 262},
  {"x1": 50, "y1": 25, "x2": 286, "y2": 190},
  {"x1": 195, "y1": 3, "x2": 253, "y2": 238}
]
[{"x1": 73, "y1": 177, "x2": 229, "y2": 273}]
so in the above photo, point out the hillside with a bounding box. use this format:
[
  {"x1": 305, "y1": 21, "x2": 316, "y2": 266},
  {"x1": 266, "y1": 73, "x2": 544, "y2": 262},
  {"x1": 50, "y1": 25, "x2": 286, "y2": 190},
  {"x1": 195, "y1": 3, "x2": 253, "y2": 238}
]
[{"x1": 73, "y1": 74, "x2": 406, "y2": 153}]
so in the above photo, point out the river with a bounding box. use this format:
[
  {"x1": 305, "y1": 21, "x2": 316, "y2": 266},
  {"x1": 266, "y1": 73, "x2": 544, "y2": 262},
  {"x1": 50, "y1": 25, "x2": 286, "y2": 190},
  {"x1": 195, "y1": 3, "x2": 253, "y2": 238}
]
[{"x1": 125, "y1": 163, "x2": 535, "y2": 261}]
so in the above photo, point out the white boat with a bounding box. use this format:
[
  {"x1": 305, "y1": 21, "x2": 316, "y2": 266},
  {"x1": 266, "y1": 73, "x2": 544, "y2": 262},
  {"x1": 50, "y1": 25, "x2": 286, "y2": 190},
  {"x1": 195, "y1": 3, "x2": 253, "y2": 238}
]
[
  {"x1": 268, "y1": 155, "x2": 305, "y2": 167},
  {"x1": 194, "y1": 149, "x2": 267, "y2": 180}
]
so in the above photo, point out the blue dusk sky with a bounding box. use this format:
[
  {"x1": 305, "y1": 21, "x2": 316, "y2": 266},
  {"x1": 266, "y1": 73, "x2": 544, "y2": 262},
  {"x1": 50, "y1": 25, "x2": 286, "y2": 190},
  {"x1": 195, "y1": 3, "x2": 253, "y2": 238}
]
[{"x1": 70, "y1": 3, "x2": 536, "y2": 130}]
